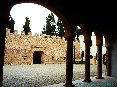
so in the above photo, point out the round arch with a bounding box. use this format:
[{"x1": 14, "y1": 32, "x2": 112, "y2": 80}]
[
  {"x1": 93, "y1": 30, "x2": 103, "y2": 46},
  {"x1": 78, "y1": 24, "x2": 92, "y2": 42},
  {"x1": 9, "y1": 0, "x2": 71, "y2": 38},
  {"x1": 104, "y1": 33, "x2": 110, "y2": 47}
]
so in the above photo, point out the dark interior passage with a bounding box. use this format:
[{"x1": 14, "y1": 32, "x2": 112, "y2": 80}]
[{"x1": 33, "y1": 51, "x2": 41, "y2": 64}]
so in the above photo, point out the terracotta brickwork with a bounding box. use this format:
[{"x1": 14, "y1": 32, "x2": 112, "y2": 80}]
[{"x1": 4, "y1": 28, "x2": 80, "y2": 65}]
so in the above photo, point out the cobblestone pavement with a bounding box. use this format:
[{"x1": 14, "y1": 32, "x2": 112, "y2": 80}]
[{"x1": 3, "y1": 64, "x2": 107, "y2": 87}]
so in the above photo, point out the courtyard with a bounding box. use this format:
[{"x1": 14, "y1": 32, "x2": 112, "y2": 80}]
[{"x1": 3, "y1": 64, "x2": 106, "y2": 87}]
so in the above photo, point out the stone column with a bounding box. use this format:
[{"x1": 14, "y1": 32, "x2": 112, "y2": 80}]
[
  {"x1": 83, "y1": 41, "x2": 92, "y2": 82},
  {"x1": 0, "y1": 22, "x2": 7, "y2": 86},
  {"x1": 0, "y1": 27, "x2": 5, "y2": 87},
  {"x1": 106, "y1": 46, "x2": 111, "y2": 76},
  {"x1": 96, "y1": 44, "x2": 104, "y2": 79},
  {"x1": 64, "y1": 38, "x2": 74, "y2": 87}
]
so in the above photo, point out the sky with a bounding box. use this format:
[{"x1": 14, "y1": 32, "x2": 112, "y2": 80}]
[{"x1": 10, "y1": 3, "x2": 57, "y2": 36}]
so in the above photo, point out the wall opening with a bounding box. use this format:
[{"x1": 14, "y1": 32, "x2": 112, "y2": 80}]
[
  {"x1": 33, "y1": 51, "x2": 41, "y2": 64},
  {"x1": 10, "y1": 3, "x2": 58, "y2": 36}
]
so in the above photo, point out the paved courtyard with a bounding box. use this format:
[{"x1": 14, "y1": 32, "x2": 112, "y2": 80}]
[{"x1": 3, "y1": 64, "x2": 107, "y2": 87}]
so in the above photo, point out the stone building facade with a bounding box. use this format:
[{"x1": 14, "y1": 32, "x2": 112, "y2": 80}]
[{"x1": 4, "y1": 29, "x2": 80, "y2": 65}]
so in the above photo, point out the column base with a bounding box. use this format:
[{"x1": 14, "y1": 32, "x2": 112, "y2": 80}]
[
  {"x1": 107, "y1": 73, "x2": 111, "y2": 77},
  {"x1": 96, "y1": 77, "x2": 104, "y2": 79},
  {"x1": 82, "y1": 79, "x2": 92, "y2": 82},
  {"x1": 63, "y1": 83, "x2": 75, "y2": 87},
  {"x1": 107, "y1": 75, "x2": 111, "y2": 77}
]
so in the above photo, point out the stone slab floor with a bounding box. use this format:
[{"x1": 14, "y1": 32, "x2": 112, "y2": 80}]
[
  {"x1": 43, "y1": 74, "x2": 117, "y2": 87},
  {"x1": 3, "y1": 64, "x2": 108, "y2": 87}
]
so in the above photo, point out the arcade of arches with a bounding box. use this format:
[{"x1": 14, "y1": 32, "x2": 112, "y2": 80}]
[{"x1": 0, "y1": 1, "x2": 116, "y2": 87}]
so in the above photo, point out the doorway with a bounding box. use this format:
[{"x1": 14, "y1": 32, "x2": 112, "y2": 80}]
[{"x1": 33, "y1": 51, "x2": 41, "y2": 64}]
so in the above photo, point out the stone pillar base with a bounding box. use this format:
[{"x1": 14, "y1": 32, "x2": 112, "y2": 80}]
[
  {"x1": 107, "y1": 74, "x2": 111, "y2": 77},
  {"x1": 96, "y1": 77, "x2": 104, "y2": 79},
  {"x1": 63, "y1": 83, "x2": 75, "y2": 87},
  {"x1": 82, "y1": 79, "x2": 92, "y2": 82}
]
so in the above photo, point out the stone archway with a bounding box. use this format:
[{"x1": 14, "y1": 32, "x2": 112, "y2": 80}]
[
  {"x1": 78, "y1": 24, "x2": 92, "y2": 82},
  {"x1": 33, "y1": 51, "x2": 41, "y2": 64},
  {"x1": 94, "y1": 30, "x2": 104, "y2": 79},
  {"x1": 104, "y1": 33, "x2": 111, "y2": 76},
  {"x1": 9, "y1": 1, "x2": 70, "y2": 38}
]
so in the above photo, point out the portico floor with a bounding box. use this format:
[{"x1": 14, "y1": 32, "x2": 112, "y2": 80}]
[{"x1": 43, "y1": 73, "x2": 117, "y2": 87}]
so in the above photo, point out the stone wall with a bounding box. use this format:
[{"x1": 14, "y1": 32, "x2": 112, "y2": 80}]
[{"x1": 4, "y1": 29, "x2": 80, "y2": 65}]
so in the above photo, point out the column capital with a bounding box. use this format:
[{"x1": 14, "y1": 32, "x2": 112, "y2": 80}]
[
  {"x1": 65, "y1": 36, "x2": 74, "y2": 41},
  {"x1": 96, "y1": 38, "x2": 103, "y2": 46},
  {"x1": 83, "y1": 40, "x2": 92, "y2": 46},
  {"x1": 96, "y1": 43, "x2": 103, "y2": 46},
  {"x1": 105, "y1": 42, "x2": 110, "y2": 47},
  {"x1": 105, "y1": 45, "x2": 110, "y2": 48}
]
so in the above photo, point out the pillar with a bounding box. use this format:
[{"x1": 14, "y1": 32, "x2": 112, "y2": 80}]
[
  {"x1": 0, "y1": 9, "x2": 9, "y2": 86},
  {"x1": 106, "y1": 46, "x2": 111, "y2": 76},
  {"x1": 83, "y1": 41, "x2": 92, "y2": 82},
  {"x1": 64, "y1": 38, "x2": 74, "y2": 87},
  {"x1": 96, "y1": 44, "x2": 104, "y2": 79},
  {"x1": 0, "y1": 22, "x2": 7, "y2": 86}
]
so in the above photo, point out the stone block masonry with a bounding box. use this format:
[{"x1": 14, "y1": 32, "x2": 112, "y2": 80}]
[{"x1": 4, "y1": 28, "x2": 80, "y2": 65}]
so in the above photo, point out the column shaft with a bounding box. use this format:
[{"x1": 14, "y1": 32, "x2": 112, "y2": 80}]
[
  {"x1": 96, "y1": 45, "x2": 104, "y2": 79},
  {"x1": 0, "y1": 24, "x2": 6, "y2": 86},
  {"x1": 83, "y1": 42, "x2": 92, "y2": 82},
  {"x1": 106, "y1": 47, "x2": 111, "y2": 76},
  {"x1": 64, "y1": 38, "x2": 74, "y2": 87}
]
